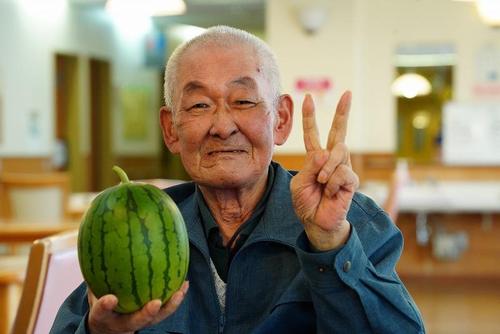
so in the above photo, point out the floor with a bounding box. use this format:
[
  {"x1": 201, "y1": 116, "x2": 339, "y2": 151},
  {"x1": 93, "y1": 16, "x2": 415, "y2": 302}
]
[
  {"x1": 397, "y1": 213, "x2": 500, "y2": 334},
  {"x1": 406, "y1": 280, "x2": 500, "y2": 334}
]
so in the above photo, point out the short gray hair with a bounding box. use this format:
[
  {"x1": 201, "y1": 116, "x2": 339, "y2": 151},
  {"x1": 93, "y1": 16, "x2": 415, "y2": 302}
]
[{"x1": 163, "y1": 25, "x2": 281, "y2": 111}]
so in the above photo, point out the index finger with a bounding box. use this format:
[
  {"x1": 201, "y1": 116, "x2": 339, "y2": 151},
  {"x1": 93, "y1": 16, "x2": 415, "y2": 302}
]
[
  {"x1": 326, "y1": 90, "x2": 352, "y2": 150},
  {"x1": 89, "y1": 295, "x2": 161, "y2": 332},
  {"x1": 302, "y1": 94, "x2": 322, "y2": 152}
]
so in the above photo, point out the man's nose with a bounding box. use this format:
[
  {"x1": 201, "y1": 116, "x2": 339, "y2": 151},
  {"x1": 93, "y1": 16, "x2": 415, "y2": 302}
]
[{"x1": 209, "y1": 103, "x2": 238, "y2": 139}]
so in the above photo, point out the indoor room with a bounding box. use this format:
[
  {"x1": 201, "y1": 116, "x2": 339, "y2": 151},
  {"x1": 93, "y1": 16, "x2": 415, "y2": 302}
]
[{"x1": 1, "y1": 0, "x2": 500, "y2": 333}]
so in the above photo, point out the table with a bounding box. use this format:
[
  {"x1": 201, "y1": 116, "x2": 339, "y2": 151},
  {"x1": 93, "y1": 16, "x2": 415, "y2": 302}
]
[
  {"x1": 360, "y1": 181, "x2": 500, "y2": 245},
  {"x1": 67, "y1": 192, "x2": 98, "y2": 220},
  {"x1": 0, "y1": 220, "x2": 80, "y2": 244}
]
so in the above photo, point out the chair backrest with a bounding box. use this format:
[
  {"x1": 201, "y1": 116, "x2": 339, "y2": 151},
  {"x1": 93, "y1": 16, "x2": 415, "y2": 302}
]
[
  {"x1": 11, "y1": 229, "x2": 83, "y2": 334},
  {"x1": 383, "y1": 160, "x2": 410, "y2": 223},
  {"x1": 1, "y1": 172, "x2": 70, "y2": 222}
]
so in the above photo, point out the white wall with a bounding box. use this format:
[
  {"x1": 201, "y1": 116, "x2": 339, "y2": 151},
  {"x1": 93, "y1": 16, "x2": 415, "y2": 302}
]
[
  {"x1": 268, "y1": 0, "x2": 500, "y2": 153},
  {"x1": 0, "y1": 0, "x2": 159, "y2": 157},
  {"x1": 2, "y1": 0, "x2": 499, "y2": 157}
]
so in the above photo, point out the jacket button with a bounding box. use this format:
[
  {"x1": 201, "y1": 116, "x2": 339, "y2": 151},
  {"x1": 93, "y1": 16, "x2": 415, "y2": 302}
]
[{"x1": 343, "y1": 261, "x2": 352, "y2": 273}]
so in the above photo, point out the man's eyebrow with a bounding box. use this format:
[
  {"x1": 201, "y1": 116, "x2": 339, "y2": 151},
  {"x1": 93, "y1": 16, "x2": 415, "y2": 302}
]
[
  {"x1": 182, "y1": 81, "x2": 206, "y2": 94},
  {"x1": 228, "y1": 76, "x2": 257, "y2": 89}
]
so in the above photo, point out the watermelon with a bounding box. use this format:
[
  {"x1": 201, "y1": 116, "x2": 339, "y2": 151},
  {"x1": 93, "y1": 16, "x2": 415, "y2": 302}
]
[{"x1": 77, "y1": 166, "x2": 189, "y2": 313}]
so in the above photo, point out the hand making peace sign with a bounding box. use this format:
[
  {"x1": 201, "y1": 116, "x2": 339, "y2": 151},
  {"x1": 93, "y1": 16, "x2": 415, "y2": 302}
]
[{"x1": 290, "y1": 91, "x2": 359, "y2": 251}]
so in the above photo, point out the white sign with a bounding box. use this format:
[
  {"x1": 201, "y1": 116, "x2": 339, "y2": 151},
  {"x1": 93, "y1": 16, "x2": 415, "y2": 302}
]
[{"x1": 443, "y1": 102, "x2": 500, "y2": 165}]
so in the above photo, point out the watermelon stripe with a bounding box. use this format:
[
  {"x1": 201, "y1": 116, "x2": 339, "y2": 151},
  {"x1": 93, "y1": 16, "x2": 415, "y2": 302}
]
[
  {"x1": 125, "y1": 188, "x2": 143, "y2": 308},
  {"x1": 90, "y1": 191, "x2": 113, "y2": 293},
  {"x1": 144, "y1": 187, "x2": 171, "y2": 301},
  {"x1": 79, "y1": 197, "x2": 100, "y2": 279},
  {"x1": 135, "y1": 187, "x2": 154, "y2": 302},
  {"x1": 164, "y1": 195, "x2": 189, "y2": 281},
  {"x1": 99, "y1": 205, "x2": 111, "y2": 293}
]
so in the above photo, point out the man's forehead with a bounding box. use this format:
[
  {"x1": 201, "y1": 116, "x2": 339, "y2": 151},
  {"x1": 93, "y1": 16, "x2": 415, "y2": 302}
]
[{"x1": 181, "y1": 76, "x2": 259, "y2": 95}]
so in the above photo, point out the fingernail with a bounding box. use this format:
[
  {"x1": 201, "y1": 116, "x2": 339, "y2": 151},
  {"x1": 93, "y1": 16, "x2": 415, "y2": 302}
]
[
  {"x1": 152, "y1": 299, "x2": 162, "y2": 312},
  {"x1": 183, "y1": 281, "x2": 190, "y2": 293},
  {"x1": 173, "y1": 292, "x2": 183, "y2": 306},
  {"x1": 318, "y1": 171, "x2": 328, "y2": 183}
]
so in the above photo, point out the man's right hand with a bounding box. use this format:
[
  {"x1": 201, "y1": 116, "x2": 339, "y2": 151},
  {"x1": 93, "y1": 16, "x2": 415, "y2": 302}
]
[{"x1": 86, "y1": 281, "x2": 189, "y2": 334}]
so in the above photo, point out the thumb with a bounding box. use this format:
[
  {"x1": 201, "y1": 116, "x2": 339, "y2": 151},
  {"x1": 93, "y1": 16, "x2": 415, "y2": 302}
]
[{"x1": 91, "y1": 294, "x2": 118, "y2": 321}]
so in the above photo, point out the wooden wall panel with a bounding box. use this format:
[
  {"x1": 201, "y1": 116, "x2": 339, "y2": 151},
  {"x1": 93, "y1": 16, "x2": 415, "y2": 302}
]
[
  {"x1": 272, "y1": 154, "x2": 305, "y2": 171},
  {"x1": 274, "y1": 152, "x2": 500, "y2": 182},
  {"x1": 114, "y1": 155, "x2": 162, "y2": 182}
]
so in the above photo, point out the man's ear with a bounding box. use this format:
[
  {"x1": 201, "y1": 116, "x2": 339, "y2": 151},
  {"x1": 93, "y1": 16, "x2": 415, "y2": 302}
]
[
  {"x1": 159, "y1": 106, "x2": 180, "y2": 154},
  {"x1": 273, "y1": 94, "x2": 293, "y2": 146}
]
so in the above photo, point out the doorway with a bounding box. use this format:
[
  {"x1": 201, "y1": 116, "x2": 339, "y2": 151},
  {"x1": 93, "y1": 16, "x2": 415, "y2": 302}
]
[
  {"x1": 396, "y1": 66, "x2": 453, "y2": 164},
  {"x1": 89, "y1": 58, "x2": 113, "y2": 191},
  {"x1": 55, "y1": 54, "x2": 85, "y2": 191}
]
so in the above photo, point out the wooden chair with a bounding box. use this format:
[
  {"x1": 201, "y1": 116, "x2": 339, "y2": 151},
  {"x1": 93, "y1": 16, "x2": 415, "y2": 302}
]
[
  {"x1": 0, "y1": 172, "x2": 70, "y2": 222},
  {"x1": 0, "y1": 256, "x2": 26, "y2": 334},
  {"x1": 11, "y1": 229, "x2": 83, "y2": 334}
]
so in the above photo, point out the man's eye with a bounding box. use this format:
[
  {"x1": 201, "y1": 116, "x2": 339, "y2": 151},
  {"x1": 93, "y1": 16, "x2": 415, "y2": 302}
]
[
  {"x1": 188, "y1": 103, "x2": 210, "y2": 110},
  {"x1": 234, "y1": 100, "x2": 257, "y2": 107}
]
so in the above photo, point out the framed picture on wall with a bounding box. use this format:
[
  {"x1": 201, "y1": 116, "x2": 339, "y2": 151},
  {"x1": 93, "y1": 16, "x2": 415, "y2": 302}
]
[
  {"x1": 0, "y1": 67, "x2": 3, "y2": 145},
  {"x1": 121, "y1": 86, "x2": 149, "y2": 142},
  {"x1": 0, "y1": 79, "x2": 3, "y2": 144},
  {"x1": 114, "y1": 80, "x2": 160, "y2": 156}
]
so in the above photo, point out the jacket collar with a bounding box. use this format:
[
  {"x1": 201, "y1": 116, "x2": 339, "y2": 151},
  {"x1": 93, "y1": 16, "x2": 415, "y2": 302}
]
[
  {"x1": 177, "y1": 194, "x2": 209, "y2": 259},
  {"x1": 244, "y1": 162, "x2": 303, "y2": 248},
  {"x1": 175, "y1": 162, "x2": 304, "y2": 258}
]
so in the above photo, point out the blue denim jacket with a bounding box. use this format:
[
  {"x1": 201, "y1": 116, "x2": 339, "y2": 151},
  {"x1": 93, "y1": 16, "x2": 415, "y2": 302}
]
[{"x1": 50, "y1": 163, "x2": 425, "y2": 333}]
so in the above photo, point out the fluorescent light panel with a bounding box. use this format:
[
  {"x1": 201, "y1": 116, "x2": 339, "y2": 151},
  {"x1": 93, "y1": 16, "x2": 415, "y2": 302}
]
[{"x1": 105, "y1": 0, "x2": 186, "y2": 17}]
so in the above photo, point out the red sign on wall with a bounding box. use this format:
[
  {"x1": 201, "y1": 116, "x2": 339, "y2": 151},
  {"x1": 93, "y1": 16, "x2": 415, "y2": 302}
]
[{"x1": 294, "y1": 77, "x2": 332, "y2": 92}]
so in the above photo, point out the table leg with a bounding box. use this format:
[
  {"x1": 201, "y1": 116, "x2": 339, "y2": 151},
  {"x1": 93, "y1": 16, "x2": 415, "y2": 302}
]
[
  {"x1": 481, "y1": 213, "x2": 493, "y2": 231},
  {"x1": 416, "y1": 212, "x2": 430, "y2": 246},
  {"x1": 0, "y1": 273, "x2": 23, "y2": 334}
]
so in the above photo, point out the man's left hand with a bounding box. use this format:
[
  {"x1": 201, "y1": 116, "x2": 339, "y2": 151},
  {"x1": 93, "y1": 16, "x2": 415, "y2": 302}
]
[{"x1": 290, "y1": 91, "x2": 359, "y2": 251}]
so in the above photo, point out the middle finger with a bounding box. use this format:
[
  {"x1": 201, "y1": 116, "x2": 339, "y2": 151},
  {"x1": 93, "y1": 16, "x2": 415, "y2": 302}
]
[{"x1": 326, "y1": 91, "x2": 352, "y2": 150}]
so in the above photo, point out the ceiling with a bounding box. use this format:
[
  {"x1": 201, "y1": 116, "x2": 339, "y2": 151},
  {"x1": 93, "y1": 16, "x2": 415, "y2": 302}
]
[
  {"x1": 70, "y1": 0, "x2": 266, "y2": 32},
  {"x1": 155, "y1": 0, "x2": 265, "y2": 32}
]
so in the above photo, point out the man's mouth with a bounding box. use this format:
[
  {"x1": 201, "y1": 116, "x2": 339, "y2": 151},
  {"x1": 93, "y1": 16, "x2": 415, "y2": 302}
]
[{"x1": 208, "y1": 149, "x2": 246, "y2": 155}]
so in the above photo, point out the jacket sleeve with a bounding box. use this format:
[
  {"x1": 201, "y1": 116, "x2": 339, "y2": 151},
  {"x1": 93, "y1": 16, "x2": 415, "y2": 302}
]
[
  {"x1": 295, "y1": 193, "x2": 425, "y2": 334},
  {"x1": 49, "y1": 283, "x2": 91, "y2": 334}
]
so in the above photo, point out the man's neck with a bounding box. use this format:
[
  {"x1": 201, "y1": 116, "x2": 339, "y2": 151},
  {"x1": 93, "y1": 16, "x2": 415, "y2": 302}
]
[{"x1": 198, "y1": 171, "x2": 268, "y2": 245}]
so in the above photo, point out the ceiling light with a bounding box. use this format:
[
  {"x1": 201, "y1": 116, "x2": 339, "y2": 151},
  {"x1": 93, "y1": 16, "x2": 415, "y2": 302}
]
[
  {"x1": 476, "y1": 0, "x2": 500, "y2": 26},
  {"x1": 391, "y1": 73, "x2": 432, "y2": 99},
  {"x1": 106, "y1": 0, "x2": 186, "y2": 17}
]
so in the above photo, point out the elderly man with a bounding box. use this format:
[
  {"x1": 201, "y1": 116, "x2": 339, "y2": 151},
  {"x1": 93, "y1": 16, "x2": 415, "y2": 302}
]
[{"x1": 51, "y1": 26, "x2": 424, "y2": 334}]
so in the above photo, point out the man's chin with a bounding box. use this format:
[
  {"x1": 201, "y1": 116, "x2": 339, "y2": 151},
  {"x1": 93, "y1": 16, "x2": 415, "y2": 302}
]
[
  {"x1": 192, "y1": 167, "x2": 265, "y2": 190},
  {"x1": 195, "y1": 175, "x2": 252, "y2": 190}
]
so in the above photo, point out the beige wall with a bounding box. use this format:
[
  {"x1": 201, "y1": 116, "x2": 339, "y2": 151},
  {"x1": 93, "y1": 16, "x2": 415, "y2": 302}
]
[
  {"x1": 267, "y1": 0, "x2": 500, "y2": 154},
  {"x1": 0, "y1": 2, "x2": 160, "y2": 158}
]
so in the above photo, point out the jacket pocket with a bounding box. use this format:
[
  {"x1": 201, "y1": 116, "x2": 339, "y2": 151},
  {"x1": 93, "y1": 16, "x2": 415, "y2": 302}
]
[
  {"x1": 252, "y1": 272, "x2": 315, "y2": 334},
  {"x1": 253, "y1": 302, "x2": 316, "y2": 334}
]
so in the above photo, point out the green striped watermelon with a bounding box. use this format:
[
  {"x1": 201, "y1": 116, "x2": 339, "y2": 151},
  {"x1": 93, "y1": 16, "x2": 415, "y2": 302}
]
[{"x1": 77, "y1": 166, "x2": 189, "y2": 313}]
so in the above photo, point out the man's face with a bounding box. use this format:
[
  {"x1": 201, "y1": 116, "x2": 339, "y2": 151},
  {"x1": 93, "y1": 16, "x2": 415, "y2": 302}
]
[{"x1": 161, "y1": 44, "x2": 290, "y2": 189}]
